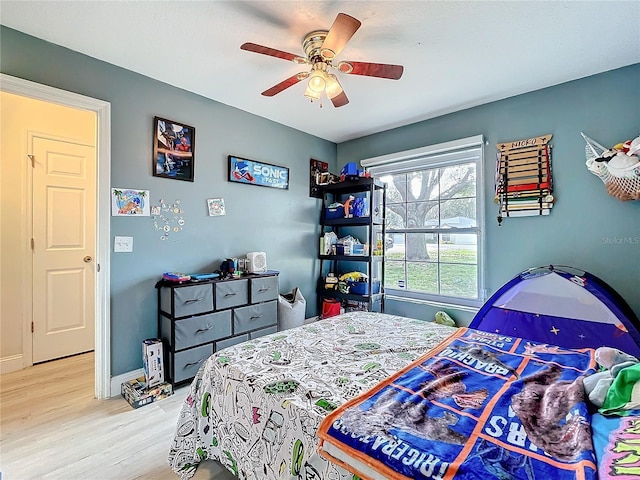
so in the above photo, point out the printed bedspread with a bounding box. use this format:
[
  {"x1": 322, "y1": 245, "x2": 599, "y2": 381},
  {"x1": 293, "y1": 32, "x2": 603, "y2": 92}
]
[
  {"x1": 592, "y1": 412, "x2": 640, "y2": 479},
  {"x1": 168, "y1": 312, "x2": 456, "y2": 479},
  {"x1": 318, "y1": 328, "x2": 598, "y2": 480}
]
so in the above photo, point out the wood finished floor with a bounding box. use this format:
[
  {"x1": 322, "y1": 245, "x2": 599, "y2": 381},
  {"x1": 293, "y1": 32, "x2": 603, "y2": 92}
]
[{"x1": 0, "y1": 353, "x2": 235, "y2": 480}]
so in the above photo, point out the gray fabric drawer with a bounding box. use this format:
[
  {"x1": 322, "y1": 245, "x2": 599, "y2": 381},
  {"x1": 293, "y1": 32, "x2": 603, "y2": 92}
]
[
  {"x1": 216, "y1": 334, "x2": 248, "y2": 351},
  {"x1": 173, "y1": 344, "x2": 213, "y2": 383},
  {"x1": 215, "y1": 279, "x2": 248, "y2": 310},
  {"x1": 161, "y1": 284, "x2": 214, "y2": 318},
  {"x1": 250, "y1": 276, "x2": 279, "y2": 304},
  {"x1": 174, "y1": 311, "x2": 232, "y2": 350},
  {"x1": 249, "y1": 325, "x2": 277, "y2": 340},
  {"x1": 233, "y1": 301, "x2": 277, "y2": 334},
  {"x1": 160, "y1": 314, "x2": 173, "y2": 347}
]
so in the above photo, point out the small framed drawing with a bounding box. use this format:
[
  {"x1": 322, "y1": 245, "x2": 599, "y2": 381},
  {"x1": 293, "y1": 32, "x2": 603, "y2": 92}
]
[
  {"x1": 207, "y1": 198, "x2": 226, "y2": 216},
  {"x1": 111, "y1": 188, "x2": 150, "y2": 216},
  {"x1": 153, "y1": 116, "x2": 195, "y2": 182},
  {"x1": 228, "y1": 155, "x2": 289, "y2": 189}
]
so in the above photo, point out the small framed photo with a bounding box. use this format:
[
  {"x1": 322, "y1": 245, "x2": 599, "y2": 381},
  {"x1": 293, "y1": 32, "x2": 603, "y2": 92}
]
[
  {"x1": 153, "y1": 116, "x2": 195, "y2": 182},
  {"x1": 207, "y1": 198, "x2": 226, "y2": 216}
]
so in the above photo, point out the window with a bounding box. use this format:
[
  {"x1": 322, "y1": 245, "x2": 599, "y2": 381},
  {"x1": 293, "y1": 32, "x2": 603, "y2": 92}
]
[{"x1": 362, "y1": 136, "x2": 485, "y2": 307}]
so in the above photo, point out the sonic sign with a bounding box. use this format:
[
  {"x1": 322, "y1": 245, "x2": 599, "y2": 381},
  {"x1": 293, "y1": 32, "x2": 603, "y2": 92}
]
[{"x1": 228, "y1": 156, "x2": 289, "y2": 190}]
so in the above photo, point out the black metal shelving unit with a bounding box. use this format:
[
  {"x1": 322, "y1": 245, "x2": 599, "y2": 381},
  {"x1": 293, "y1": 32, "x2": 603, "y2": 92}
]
[{"x1": 317, "y1": 177, "x2": 386, "y2": 314}]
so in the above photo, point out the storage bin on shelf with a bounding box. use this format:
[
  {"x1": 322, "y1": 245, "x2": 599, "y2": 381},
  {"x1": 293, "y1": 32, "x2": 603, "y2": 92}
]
[
  {"x1": 351, "y1": 243, "x2": 366, "y2": 255},
  {"x1": 324, "y1": 206, "x2": 345, "y2": 220},
  {"x1": 348, "y1": 280, "x2": 380, "y2": 296}
]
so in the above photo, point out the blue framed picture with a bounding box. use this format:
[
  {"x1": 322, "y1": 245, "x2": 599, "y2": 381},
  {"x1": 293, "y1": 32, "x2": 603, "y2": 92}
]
[
  {"x1": 228, "y1": 155, "x2": 289, "y2": 190},
  {"x1": 153, "y1": 116, "x2": 195, "y2": 182}
]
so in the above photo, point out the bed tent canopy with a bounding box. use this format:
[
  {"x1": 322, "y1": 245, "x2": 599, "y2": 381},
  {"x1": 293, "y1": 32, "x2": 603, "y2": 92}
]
[{"x1": 470, "y1": 265, "x2": 640, "y2": 357}]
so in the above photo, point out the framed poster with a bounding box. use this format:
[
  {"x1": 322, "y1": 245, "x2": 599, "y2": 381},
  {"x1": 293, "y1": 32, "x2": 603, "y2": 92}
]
[
  {"x1": 153, "y1": 116, "x2": 195, "y2": 182},
  {"x1": 228, "y1": 155, "x2": 289, "y2": 189},
  {"x1": 310, "y1": 158, "x2": 329, "y2": 198}
]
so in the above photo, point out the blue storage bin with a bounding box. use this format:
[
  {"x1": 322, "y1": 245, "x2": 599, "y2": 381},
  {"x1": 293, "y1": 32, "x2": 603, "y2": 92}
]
[
  {"x1": 324, "y1": 207, "x2": 344, "y2": 220},
  {"x1": 348, "y1": 280, "x2": 380, "y2": 295},
  {"x1": 351, "y1": 244, "x2": 365, "y2": 255}
]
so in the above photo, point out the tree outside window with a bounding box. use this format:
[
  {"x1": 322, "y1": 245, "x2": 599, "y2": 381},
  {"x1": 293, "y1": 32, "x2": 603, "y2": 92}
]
[{"x1": 381, "y1": 161, "x2": 480, "y2": 302}]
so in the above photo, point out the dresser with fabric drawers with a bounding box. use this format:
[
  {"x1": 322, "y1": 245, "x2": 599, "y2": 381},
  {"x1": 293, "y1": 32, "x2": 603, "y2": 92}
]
[{"x1": 158, "y1": 273, "x2": 279, "y2": 385}]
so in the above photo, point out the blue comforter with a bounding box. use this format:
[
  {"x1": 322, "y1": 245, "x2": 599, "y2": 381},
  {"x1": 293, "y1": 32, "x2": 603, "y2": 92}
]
[{"x1": 318, "y1": 328, "x2": 598, "y2": 480}]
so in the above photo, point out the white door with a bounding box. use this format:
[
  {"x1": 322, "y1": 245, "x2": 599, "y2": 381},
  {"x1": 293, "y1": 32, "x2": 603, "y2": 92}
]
[{"x1": 31, "y1": 136, "x2": 96, "y2": 363}]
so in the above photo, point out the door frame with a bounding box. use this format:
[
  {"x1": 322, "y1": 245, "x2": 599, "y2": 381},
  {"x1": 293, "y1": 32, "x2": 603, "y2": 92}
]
[{"x1": 1, "y1": 73, "x2": 111, "y2": 400}]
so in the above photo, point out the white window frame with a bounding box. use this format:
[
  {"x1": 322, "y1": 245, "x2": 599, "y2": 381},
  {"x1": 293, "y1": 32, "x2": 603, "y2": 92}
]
[{"x1": 361, "y1": 135, "x2": 486, "y2": 308}]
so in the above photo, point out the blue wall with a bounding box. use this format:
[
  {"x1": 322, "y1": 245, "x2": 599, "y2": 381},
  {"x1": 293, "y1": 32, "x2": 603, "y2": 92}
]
[
  {"x1": 1, "y1": 26, "x2": 336, "y2": 375},
  {"x1": 2, "y1": 24, "x2": 638, "y2": 373},
  {"x1": 338, "y1": 63, "x2": 640, "y2": 326}
]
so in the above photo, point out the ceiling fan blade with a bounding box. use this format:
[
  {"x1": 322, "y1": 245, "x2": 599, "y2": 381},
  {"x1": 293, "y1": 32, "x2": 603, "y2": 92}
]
[
  {"x1": 241, "y1": 42, "x2": 305, "y2": 63},
  {"x1": 261, "y1": 73, "x2": 306, "y2": 97},
  {"x1": 320, "y1": 13, "x2": 361, "y2": 60},
  {"x1": 330, "y1": 91, "x2": 349, "y2": 108},
  {"x1": 338, "y1": 61, "x2": 404, "y2": 80}
]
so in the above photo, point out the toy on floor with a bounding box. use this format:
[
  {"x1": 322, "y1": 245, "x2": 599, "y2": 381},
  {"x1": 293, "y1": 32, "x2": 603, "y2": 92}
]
[{"x1": 435, "y1": 311, "x2": 456, "y2": 327}]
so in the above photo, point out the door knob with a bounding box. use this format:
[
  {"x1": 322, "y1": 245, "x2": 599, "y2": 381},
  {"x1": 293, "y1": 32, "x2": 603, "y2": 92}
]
[{"x1": 83, "y1": 256, "x2": 93, "y2": 263}]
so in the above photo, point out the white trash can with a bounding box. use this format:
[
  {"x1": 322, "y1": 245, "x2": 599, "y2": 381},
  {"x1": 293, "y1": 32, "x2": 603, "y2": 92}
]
[{"x1": 278, "y1": 288, "x2": 306, "y2": 331}]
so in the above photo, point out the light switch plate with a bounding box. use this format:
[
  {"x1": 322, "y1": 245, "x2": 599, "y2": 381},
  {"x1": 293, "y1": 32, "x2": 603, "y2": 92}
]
[{"x1": 114, "y1": 236, "x2": 133, "y2": 253}]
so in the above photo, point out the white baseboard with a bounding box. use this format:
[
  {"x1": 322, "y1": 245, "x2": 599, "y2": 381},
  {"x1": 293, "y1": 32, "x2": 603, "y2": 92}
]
[
  {"x1": 0, "y1": 354, "x2": 24, "y2": 374},
  {"x1": 110, "y1": 368, "x2": 144, "y2": 398}
]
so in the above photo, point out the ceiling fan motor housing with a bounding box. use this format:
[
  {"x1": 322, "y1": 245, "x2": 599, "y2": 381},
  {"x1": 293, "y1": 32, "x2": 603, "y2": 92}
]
[{"x1": 302, "y1": 30, "x2": 331, "y2": 62}]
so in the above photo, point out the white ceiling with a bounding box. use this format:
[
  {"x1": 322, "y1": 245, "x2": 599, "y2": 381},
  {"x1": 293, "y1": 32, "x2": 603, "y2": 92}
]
[{"x1": 1, "y1": 1, "x2": 639, "y2": 143}]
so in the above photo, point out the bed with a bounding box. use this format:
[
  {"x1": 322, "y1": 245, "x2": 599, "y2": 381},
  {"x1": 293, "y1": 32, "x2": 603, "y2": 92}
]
[
  {"x1": 168, "y1": 311, "x2": 457, "y2": 479},
  {"x1": 168, "y1": 267, "x2": 640, "y2": 480}
]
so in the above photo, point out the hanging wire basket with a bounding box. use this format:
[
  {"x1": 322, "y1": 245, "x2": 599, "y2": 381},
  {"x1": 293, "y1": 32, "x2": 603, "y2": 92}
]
[{"x1": 581, "y1": 132, "x2": 640, "y2": 201}]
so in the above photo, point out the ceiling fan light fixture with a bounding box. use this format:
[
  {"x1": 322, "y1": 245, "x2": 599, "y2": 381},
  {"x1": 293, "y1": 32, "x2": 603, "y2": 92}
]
[
  {"x1": 304, "y1": 85, "x2": 321, "y2": 102},
  {"x1": 324, "y1": 74, "x2": 343, "y2": 99},
  {"x1": 308, "y1": 70, "x2": 326, "y2": 93},
  {"x1": 308, "y1": 63, "x2": 328, "y2": 93}
]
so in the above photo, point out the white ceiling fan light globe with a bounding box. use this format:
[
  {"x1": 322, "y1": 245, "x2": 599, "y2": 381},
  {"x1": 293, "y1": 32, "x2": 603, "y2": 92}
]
[
  {"x1": 308, "y1": 69, "x2": 326, "y2": 93},
  {"x1": 325, "y1": 74, "x2": 343, "y2": 99},
  {"x1": 304, "y1": 85, "x2": 321, "y2": 102}
]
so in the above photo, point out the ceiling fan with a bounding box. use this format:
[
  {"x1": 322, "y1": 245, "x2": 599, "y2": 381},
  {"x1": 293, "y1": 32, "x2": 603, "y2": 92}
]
[{"x1": 240, "y1": 13, "x2": 404, "y2": 108}]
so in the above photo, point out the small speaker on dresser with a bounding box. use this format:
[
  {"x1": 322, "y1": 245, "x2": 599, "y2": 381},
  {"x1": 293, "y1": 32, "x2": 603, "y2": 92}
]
[{"x1": 246, "y1": 252, "x2": 267, "y2": 273}]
